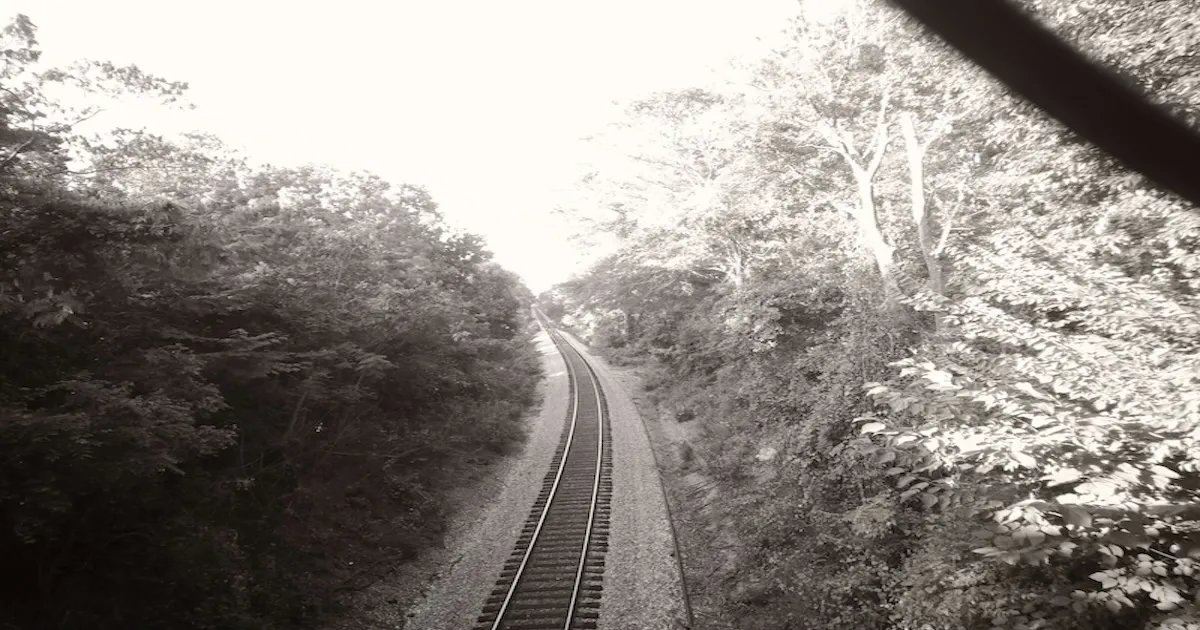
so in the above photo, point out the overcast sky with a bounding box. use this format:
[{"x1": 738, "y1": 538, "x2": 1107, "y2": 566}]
[{"x1": 7, "y1": 0, "x2": 800, "y2": 292}]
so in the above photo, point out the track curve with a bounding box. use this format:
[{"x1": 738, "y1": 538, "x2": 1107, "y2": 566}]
[{"x1": 474, "y1": 309, "x2": 613, "y2": 630}]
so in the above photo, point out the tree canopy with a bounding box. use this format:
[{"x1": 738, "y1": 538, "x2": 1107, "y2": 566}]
[
  {"x1": 546, "y1": 1, "x2": 1200, "y2": 628},
  {"x1": 0, "y1": 15, "x2": 538, "y2": 629}
]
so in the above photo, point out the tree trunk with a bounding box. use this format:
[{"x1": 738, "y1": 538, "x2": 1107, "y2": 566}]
[
  {"x1": 621, "y1": 309, "x2": 638, "y2": 339},
  {"x1": 849, "y1": 164, "x2": 903, "y2": 302},
  {"x1": 818, "y1": 88, "x2": 904, "y2": 309},
  {"x1": 899, "y1": 112, "x2": 945, "y2": 295},
  {"x1": 724, "y1": 237, "x2": 747, "y2": 288}
]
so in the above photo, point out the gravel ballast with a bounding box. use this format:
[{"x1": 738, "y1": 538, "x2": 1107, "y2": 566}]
[
  {"x1": 401, "y1": 328, "x2": 688, "y2": 629},
  {"x1": 558, "y1": 332, "x2": 689, "y2": 630}
]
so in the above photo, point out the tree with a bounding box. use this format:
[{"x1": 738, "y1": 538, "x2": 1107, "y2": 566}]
[
  {"x1": 556, "y1": 0, "x2": 1200, "y2": 628},
  {"x1": 887, "y1": 0, "x2": 1200, "y2": 209},
  {"x1": 0, "y1": 14, "x2": 540, "y2": 629},
  {"x1": 1, "y1": 14, "x2": 188, "y2": 181}
]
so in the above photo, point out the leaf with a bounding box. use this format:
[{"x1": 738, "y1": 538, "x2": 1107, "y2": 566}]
[
  {"x1": 1030, "y1": 415, "x2": 1055, "y2": 428},
  {"x1": 999, "y1": 551, "x2": 1021, "y2": 565},
  {"x1": 860, "y1": 422, "x2": 886, "y2": 434},
  {"x1": 1106, "y1": 531, "x2": 1145, "y2": 548},
  {"x1": 1010, "y1": 450, "x2": 1037, "y2": 468},
  {"x1": 1061, "y1": 505, "x2": 1092, "y2": 528},
  {"x1": 1090, "y1": 572, "x2": 1119, "y2": 589},
  {"x1": 1042, "y1": 468, "x2": 1084, "y2": 487},
  {"x1": 996, "y1": 507, "x2": 1022, "y2": 523},
  {"x1": 1039, "y1": 524, "x2": 1064, "y2": 537},
  {"x1": 1151, "y1": 465, "x2": 1181, "y2": 479},
  {"x1": 925, "y1": 369, "x2": 953, "y2": 384},
  {"x1": 1013, "y1": 381, "x2": 1052, "y2": 401}
]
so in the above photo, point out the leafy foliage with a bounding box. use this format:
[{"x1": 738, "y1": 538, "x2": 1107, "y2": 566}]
[
  {"x1": 548, "y1": 0, "x2": 1200, "y2": 628},
  {"x1": 0, "y1": 15, "x2": 538, "y2": 630}
]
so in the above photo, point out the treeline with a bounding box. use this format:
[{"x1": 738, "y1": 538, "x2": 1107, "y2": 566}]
[
  {"x1": 1, "y1": 15, "x2": 539, "y2": 629},
  {"x1": 544, "y1": 1, "x2": 1200, "y2": 629}
]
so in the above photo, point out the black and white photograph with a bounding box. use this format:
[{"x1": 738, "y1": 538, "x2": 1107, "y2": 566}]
[{"x1": 2, "y1": 1, "x2": 1199, "y2": 629}]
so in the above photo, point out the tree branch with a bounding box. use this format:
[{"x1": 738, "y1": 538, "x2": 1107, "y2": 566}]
[
  {"x1": 60, "y1": 107, "x2": 105, "y2": 132},
  {"x1": 54, "y1": 163, "x2": 194, "y2": 177},
  {"x1": 934, "y1": 185, "x2": 966, "y2": 257},
  {"x1": 627, "y1": 152, "x2": 707, "y2": 186},
  {"x1": 831, "y1": 200, "x2": 856, "y2": 218},
  {"x1": 864, "y1": 88, "x2": 892, "y2": 177},
  {"x1": 0, "y1": 136, "x2": 37, "y2": 169},
  {"x1": 814, "y1": 123, "x2": 855, "y2": 164},
  {"x1": 0, "y1": 86, "x2": 37, "y2": 118}
]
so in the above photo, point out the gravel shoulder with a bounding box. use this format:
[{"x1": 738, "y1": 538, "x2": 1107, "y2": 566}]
[
  {"x1": 594, "y1": 358, "x2": 741, "y2": 630},
  {"x1": 557, "y1": 333, "x2": 689, "y2": 630}
]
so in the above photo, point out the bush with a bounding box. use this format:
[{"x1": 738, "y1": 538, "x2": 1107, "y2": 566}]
[{"x1": 0, "y1": 136, "x2": 540, "y2": 628}]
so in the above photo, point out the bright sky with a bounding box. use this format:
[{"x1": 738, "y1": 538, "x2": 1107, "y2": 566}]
[{"x1": 6, "y1": 0, "x2": 799, "y2": 292}]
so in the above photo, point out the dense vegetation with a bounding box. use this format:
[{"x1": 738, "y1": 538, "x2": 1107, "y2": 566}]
[
  {"x1": 0, "y1": 15, "x2": 539, "y2": 629},
  {"x1": 543, "y1": 1, "x2": 1200, "y2": 628}
]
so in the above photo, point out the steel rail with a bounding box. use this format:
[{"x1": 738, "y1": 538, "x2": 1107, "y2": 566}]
[
  {"x1": 582, "y1": 321, "x2": 695, "y2": 629},
  {"x1": 564, "y1": 339, "x2": 605, "y2": 630},
  {"x1": 486, "y1": 315, "x2": 584, "y2": 629},
  {"x1": 478, "y1": 308, "x2": 608, "y2": 630}
]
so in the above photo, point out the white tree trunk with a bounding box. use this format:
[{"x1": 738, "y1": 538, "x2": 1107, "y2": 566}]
[
  {"x1": 818, "y1": 89, "x2": 902, "y2": 306},
  {"x1": 899, "y1": 112, "x2": 945, "y2": 296},
  {"x1": 849, "y1": 164, "x2": 902, "y2": 301}
]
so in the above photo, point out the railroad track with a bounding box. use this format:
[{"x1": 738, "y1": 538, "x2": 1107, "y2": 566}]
[{"x1": 475, "y1": 309, "x2": 614, "y2": 630}]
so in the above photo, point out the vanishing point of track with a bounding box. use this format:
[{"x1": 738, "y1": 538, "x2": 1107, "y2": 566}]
[{"x1": 475, "y1": 309, "x2": 614, "y2": 630}]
